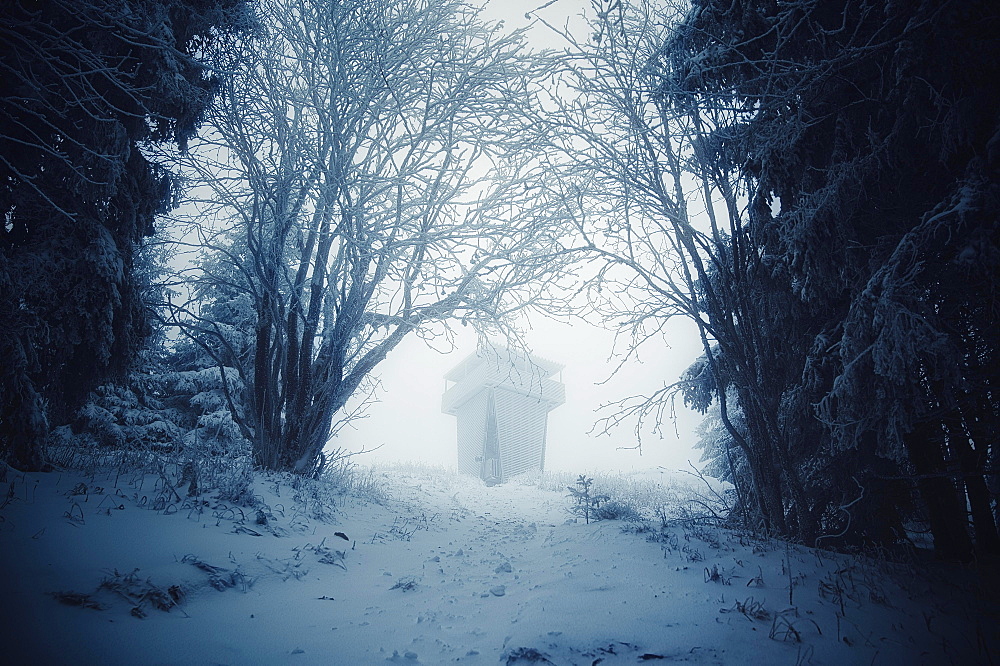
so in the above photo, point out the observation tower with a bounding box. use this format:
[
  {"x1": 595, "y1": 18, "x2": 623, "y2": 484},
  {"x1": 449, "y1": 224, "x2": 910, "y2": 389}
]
[{"x1": 442, "y1": 346, "x2": 565, "y2": 485}]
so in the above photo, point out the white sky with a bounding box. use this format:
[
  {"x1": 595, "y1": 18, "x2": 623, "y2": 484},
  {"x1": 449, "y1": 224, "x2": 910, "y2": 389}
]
[{"x1": 335, "y1": 0, "x2": 708, "y2": 474}]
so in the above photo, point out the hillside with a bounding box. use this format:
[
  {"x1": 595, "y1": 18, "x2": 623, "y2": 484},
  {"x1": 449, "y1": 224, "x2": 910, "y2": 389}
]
[{"x1": 0, "y1": 463, "x2": 993, "y2": 664}]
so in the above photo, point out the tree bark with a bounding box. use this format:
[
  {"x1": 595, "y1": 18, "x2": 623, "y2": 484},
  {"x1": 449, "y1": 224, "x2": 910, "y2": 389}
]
[{"x1": 906, "y1": 420, "x2": 974, "y2": 561}]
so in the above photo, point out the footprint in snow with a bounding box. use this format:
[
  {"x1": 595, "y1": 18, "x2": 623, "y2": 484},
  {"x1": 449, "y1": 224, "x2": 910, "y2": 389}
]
[{"x1": 385, "y1": 649, "x2": 421, "y2": 663}]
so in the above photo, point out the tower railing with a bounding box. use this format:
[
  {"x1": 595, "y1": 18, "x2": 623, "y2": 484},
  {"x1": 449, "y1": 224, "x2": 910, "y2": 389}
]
[{"x1": 442, "y1": 362, "x2": 565, "y2": 414}]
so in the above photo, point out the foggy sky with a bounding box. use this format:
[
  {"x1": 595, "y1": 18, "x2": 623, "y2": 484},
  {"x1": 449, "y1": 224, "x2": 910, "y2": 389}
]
[{"x1": 336, "y1": 0, "x2": 707, "y2": 473}]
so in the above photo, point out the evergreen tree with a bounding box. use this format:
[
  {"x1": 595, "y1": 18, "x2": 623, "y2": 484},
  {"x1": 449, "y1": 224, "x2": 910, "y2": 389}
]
[
  {"x1": 0, "y1": 0, "x2": 250, "y2": 469},
  {"x1": 666, "y1": 0, "x2": 1000, "y2": 558}
]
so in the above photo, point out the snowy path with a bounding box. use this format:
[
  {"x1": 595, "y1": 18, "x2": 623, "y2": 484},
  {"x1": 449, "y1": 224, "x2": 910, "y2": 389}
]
[
  {"x1": 0, "y1": 466, "x2": 987, "y2": 665},
  {"x1": 332, "y1": 476, "x2": 721, "y2": 664}
]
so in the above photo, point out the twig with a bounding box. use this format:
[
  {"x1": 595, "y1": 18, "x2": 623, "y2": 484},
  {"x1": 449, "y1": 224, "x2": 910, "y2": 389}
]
[{"x1": 815, "y1": 476, "x2": 865, "y2": 549}]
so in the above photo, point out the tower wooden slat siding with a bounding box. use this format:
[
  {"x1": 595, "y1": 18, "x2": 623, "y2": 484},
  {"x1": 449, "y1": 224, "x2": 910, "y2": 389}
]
[{"x1": 442, "y1": 347, "x2": 565, "y2": 484}]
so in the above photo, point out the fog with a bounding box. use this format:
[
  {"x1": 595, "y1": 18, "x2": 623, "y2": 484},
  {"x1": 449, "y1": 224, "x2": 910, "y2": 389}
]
[
  {"x1": 336, "y1": 315, "x2": 706, "y2": 473},
  {"x1": 333, "y1": 0, "x2": 706, "y2": 474}
]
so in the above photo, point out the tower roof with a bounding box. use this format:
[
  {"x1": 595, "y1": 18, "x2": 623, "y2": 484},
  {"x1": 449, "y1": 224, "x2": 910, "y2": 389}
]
[
  {"x1": 442, "y1": 345, "x2": 565, "y2": 415},
  {"x1": 444, "y1": 346, "x2": 563, "y2": 382}
]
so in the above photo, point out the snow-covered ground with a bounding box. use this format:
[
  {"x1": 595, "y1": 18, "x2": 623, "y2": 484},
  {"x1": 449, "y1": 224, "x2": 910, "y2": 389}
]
[{"x1": 0, "y1": 462, "x2": 993, "y2": 664}]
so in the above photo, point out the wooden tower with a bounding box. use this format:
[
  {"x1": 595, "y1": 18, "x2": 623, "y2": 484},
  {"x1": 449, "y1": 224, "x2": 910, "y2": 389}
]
[{"x1": 442, "y1": 347, "x2": 565, "y2": 484}]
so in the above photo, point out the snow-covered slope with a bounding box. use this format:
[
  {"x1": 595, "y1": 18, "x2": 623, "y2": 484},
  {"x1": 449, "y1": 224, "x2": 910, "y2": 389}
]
[{"x1": 0, "y1": 464, "x2": 992, "y2": 664}]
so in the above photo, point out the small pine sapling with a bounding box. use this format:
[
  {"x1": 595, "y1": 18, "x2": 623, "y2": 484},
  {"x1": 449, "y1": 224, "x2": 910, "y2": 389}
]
[
  {"x1": 567, "y1": 475, "x2": 609, "y2": 524},
  {"x1": 567, "y1": 475, "x2": 594, "y2": 523}
]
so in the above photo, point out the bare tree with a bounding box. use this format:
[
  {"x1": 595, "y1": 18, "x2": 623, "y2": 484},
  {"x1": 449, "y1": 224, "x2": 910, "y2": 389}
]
[
  {"x1": 165, "y1": 0, "x2": 574, "y2": 474},
  {"x1": 524, "y1": 0, "x2": 811, "y2": 538}
]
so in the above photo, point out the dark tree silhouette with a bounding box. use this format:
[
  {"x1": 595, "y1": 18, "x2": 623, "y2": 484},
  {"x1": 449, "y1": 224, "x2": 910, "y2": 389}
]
[
  {"x1": 533, "y1": 0, "x2": 997, "y2": 557},
  {"x1": 0, "y1": 0, "x2": 250, "y2": 469},
  {"x1": 666, "y1": 0, "x2": 1000, "y2": 558}
]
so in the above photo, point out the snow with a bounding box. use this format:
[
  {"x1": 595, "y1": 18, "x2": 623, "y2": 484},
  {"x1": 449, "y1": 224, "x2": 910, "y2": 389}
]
[{"x1": 0, "y1": 463, "x2": 990, "y2": 664}]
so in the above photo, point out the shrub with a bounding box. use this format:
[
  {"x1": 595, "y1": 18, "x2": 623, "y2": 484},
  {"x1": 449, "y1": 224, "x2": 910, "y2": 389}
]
[{"x1": 591, "y1": 498, "x2": 644, "y2": 522}]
